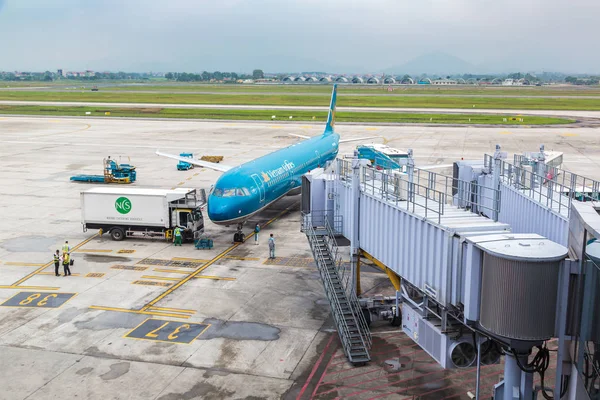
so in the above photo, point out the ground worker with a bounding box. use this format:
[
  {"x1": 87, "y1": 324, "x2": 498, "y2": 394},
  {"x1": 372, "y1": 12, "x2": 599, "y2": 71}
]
[
  {"x1": 62, "y1": 240, "x2": 70, "y2": 254},
  {"x1": 174, "y1": 227, "x2": 182, "y2": 246},
  {"x1": 53, "y1": 250, "x2": 61, "y2": 276},
  {"x1": 268, "y1": 234, "x2": 275, "y2": 259},
  {"x1": 254, "y1": 223, "x2": 260, "y2": 245},
  {"x1": 62, "y1": 252, "x2": 71, "y2": 276}
]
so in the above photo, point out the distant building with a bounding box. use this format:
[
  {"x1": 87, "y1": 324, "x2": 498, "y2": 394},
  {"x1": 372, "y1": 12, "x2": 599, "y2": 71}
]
[
  {"x1": 432, "y1": 79, "x2": 457, "y2": 85},
  {"x1": 57, "y1": 69, "x2": 65, "y2": 77}
]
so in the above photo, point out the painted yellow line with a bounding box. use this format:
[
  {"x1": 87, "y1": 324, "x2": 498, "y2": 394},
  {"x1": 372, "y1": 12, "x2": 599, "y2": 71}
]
[
  {"x1": 39, "y1": 272, "x2": 81, "y2": 276},
  {"x1": 171, "y1": 257, "x2": 210, "y2": 262},
  {"x1": 499, "y1": 131, "x2": 513, "y2": 135},
  {"x1": 224, "y1": 256, "x2": 260, "y2": 261},
  {"x1": 193, "y1": 173, "x2": 199, "y2": 176},
  {"x1": 89, "y1": 306, "x2": 191, "y2": 319},
  {"x1": 141, "y1": 203, "x2": 296, "y2": 312},
  {"x1": 0, "y1": 285, "x2": 60, "y2": 290},
  {"x1": 147, "y1": 306, "x2": 195, "y2": 314},
  {"x1": 178, "y1": 182, "x2": 185, "y2": 185},
  {"x1": 194, "y1": 276, "x2": 236, "y2": 281},
  {"x1": 140, "y1": 275, "x2": 182, "y2": 281},
  {"x1": 74, "y1": 249, "x2": 112, "y2": 253},
  {"x1": 365, "y1": 127, "x2": 379, "y2": 131},
  {"x1": 562, "y1": 133, "x2": 578, "y2": 137},
  {"x1": 153, "y1": 269, "x2": 191, "y2": 274},
  {"x1": 4, "y1": 262, "x2": 46, "y2": 267},
  {"x1": 186, "y1": 177, "x2": 192, "y2": 181},
  {"x1": 12, "y1": 233, "x2": 99, "y2": 287}
]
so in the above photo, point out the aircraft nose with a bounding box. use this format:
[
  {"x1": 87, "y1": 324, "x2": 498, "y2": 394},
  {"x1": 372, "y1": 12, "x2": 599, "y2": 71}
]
[{"x1": 207, "y1": 198, "x2": 229, "y2": 222}]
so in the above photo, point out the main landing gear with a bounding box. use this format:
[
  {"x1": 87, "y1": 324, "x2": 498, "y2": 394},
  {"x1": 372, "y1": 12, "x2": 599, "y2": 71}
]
[{"x1": 233, "y1": 223, "x2": 245, "y2": 243}]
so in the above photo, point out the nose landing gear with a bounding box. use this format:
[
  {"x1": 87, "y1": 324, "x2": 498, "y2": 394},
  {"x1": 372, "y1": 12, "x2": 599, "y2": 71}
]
[{"x1": 233, "y1": 223, "x2": 245, "y2": 243}]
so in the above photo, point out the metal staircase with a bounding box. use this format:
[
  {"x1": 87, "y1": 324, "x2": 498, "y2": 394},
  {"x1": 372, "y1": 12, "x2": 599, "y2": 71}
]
[{"x1": 304, "y1": 214, "x2": 372, "y2": 365}]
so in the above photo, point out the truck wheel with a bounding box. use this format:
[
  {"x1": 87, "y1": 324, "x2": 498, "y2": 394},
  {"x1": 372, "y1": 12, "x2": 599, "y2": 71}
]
[{"x1": 110, "y1": 228, "x2": 125, "y2": 241}]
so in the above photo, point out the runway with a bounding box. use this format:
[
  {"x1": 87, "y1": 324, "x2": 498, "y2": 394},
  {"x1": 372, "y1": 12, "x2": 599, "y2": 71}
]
[{"x1": 2, "y1": 100, "x2": 600, "y2": 119}]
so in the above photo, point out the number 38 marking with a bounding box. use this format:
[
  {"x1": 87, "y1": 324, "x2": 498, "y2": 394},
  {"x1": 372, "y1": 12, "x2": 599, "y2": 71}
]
[
  {"x1": 19, "y1": 293, "x2": 58, "y2": 306},
  {"x1": 0, "y1": 292, "x2": 76, "y2": 309}
]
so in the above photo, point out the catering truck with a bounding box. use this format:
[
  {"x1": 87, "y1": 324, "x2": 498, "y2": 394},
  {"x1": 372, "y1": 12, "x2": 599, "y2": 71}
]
[{"x1": 81, "y1": 187, "x2": 205, "y2": 241}]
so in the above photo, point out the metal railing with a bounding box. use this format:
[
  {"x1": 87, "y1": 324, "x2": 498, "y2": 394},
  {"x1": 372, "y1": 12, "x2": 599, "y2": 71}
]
[
  {"x1": 485, "y1": 154, "x2": 600, "y2": 218},
  {"x1": 301, "y1": 210, "x2": 343, "y2": 234},
  {"x1": 303, "y1": 213, "x2": 371, "y2": 361},
  {"x1": 323, "y1": 217, "x2": 372, "y2": 350},
  {"x1": 336, "y1": 158, "x2": 501, "y2": 224}
]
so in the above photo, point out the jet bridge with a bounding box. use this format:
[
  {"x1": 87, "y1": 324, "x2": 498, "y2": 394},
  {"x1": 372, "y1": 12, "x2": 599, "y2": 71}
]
[{"x1": 301, "y1": 147, "x2": 591, "y2": 400}]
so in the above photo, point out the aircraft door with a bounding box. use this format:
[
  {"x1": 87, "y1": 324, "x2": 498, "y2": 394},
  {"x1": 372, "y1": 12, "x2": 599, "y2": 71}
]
[
  {"x1": 251, "y1": 174, "x2": 265, "y2": 203},
  {"x1": 315, "y1": 150, "x2": 321, "y2": 167}
]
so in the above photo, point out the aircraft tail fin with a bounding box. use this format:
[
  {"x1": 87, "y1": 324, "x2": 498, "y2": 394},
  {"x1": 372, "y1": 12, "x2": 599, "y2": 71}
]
[{"x1": 323, "y1": 84, "x2": 337, "y2": 136}]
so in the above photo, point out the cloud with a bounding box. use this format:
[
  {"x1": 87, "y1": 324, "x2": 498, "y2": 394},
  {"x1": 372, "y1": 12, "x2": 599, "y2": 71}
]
[{"x1": 0, "y1": 0, "x2": 598, "y2": 73}]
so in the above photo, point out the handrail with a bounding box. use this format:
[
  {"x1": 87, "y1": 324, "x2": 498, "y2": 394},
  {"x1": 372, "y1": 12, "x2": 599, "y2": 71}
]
[
  {"x1": 337, "y1": 158, "x2": 500, "y2": 224},
  {"x1": 304, "y1": 213, "x2": 371, "y2": 360},
  {"x1": 304, "y1": 222, "x2": 355, "y2": 357},
  {"x1": 324, "y1": 217, "x2": 372, "y2": 350},
  {"x1": 486, "y1": 154, "x2": 600, "y2": 218}
]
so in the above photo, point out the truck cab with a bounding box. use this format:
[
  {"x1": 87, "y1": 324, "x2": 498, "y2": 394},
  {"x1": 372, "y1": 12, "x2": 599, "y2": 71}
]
[{"x1": 171, "y1": 207, "x2": 204, "y2": 242}]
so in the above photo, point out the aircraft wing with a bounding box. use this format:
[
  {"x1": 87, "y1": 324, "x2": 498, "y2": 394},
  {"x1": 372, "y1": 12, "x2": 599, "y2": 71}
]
[
  {"x1": 289, "y1": 133, "x2": 311, "y2": 139},
  {"x1": 339, "y1": 136, "x2": 380, "y2": 144},
  {"x1": 156, "y1": 151, "x2": 233, "y2": 172}
]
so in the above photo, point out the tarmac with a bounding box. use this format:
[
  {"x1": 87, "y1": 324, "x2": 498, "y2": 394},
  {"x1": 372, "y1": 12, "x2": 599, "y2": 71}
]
[{"x1": 0, "y1": 116, "x2": 597, "y2": 399}]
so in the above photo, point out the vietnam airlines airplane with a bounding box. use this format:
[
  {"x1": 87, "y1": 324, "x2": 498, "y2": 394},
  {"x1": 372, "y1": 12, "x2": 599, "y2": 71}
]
[{"x1": 156, "y1": 84, "x2": 375, "y2": 241}]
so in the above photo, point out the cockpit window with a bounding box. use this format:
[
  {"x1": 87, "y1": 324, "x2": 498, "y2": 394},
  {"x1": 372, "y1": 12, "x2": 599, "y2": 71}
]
[{"x1": 213, "y1": 188, "x2": 250, "y2": 197}]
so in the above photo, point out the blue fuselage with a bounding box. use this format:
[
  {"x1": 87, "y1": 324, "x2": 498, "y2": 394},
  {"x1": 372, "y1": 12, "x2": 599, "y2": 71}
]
[{"x1": 207, "y1": 132, "x2": 340, "y2": 225}]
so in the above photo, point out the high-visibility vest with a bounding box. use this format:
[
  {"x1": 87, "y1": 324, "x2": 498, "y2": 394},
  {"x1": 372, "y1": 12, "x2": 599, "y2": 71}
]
[
  {"x1": 62, "y1": 244, "x2": 70, "y2": 253},
  {"x1": 53, "y1": 254, "x2": 59, "y2": 262},
  {"x1": 63, "y1": 253, "x2": 70, "y2": 263},
  {"x1": 174, "y1": 228, "x2": 181, "y2": 237}
]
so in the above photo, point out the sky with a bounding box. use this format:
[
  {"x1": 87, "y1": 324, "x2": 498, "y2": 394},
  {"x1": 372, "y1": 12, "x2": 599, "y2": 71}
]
[{"x1": 0, "y1": 0, "x2": 598, "y2": 74}]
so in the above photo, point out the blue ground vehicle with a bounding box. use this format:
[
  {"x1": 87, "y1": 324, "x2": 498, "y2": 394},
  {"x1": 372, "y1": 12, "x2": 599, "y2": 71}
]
[
  {"x1": 357, "y1": 144, "x2": 410, "y2": 170},
  {"x1": 177, "y1": 153, "x2": 194, "y2": 171},
  {"x1": 71, "y1": 157, "x2": 137, "y2": 183}
]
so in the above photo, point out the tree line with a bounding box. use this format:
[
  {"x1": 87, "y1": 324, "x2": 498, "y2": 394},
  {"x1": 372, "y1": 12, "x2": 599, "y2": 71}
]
[{"x1": 164, "y1": 69, "x2": 264, "y2": 82}]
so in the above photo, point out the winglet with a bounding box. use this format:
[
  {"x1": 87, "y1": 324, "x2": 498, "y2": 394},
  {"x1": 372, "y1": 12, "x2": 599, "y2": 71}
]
[{"x1": 323, "y1": 84, "x2": 337, "y2": 136}]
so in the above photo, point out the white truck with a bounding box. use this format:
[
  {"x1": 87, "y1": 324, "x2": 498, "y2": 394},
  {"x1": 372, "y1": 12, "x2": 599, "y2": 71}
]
[{"x1": 81, "y1": 187, "x2": 205, "y2": 242}]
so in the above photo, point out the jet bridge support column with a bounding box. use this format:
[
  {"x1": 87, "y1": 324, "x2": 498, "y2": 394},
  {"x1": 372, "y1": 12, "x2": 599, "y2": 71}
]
[
  {"x1": 350, "y1": 152, "x2": 368, "y2": 295},
  {"x1": 492, "y1": 144, "x2": 506, "y2": 222}
]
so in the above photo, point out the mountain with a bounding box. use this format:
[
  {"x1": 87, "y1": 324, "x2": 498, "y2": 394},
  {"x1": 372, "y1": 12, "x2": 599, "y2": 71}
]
[{"x1": 383, "y1": 52, "x2": 477, "y2": 76}]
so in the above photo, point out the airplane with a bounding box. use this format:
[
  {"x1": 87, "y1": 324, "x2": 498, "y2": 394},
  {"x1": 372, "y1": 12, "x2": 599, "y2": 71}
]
[{"x1": 156, "y1": 84, "x2": 378, "y2": 241}]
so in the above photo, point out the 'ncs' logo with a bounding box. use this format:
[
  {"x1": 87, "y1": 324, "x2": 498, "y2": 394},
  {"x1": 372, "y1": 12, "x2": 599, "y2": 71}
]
[{"x1": 115, "y1": 197, "x2": 132, "y2": 214}]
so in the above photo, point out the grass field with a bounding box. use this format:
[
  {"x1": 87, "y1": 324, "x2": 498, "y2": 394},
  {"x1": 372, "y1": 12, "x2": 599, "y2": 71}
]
[
  {"x1": 0, "y1": 105, "x2": 574, "y2": 125},
  {"x1": 104, "y1": 84, "x2": 600, "y2": 97},
  {"x1": 3, "y1": 81, "x2": 600, "y2": 97},
  {"x1": 0, "y1": 90, "x2": 599, "y2": 110}
]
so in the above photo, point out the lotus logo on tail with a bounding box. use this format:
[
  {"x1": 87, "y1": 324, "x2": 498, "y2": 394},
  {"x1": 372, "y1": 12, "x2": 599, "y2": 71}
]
[{"x1": 115, "y1": 197, "x2": 132, "y2": 214}]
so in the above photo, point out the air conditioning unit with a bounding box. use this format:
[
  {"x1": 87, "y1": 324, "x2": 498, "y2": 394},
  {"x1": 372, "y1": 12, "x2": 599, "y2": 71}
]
[{"x1": 401, "y1": 303, "x2": 500, "y2": 369}]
